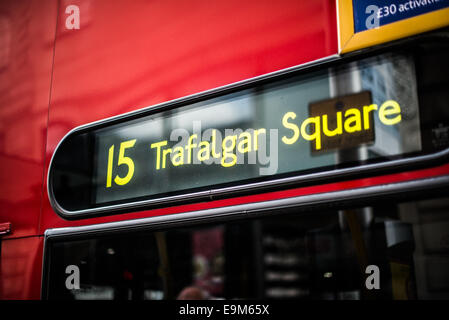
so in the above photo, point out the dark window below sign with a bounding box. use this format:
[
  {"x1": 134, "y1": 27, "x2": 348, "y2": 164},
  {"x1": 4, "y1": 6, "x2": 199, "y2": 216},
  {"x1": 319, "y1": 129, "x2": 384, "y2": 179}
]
[{"x1": 44, "y1": 196, "x2": 449, "y2": 300}]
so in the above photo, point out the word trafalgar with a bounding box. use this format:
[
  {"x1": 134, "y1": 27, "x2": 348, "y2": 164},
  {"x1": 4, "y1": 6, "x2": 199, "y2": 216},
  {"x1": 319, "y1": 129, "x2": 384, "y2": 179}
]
[{"x1": 151, "y1": 128, "x2": 269, "y2": 169}]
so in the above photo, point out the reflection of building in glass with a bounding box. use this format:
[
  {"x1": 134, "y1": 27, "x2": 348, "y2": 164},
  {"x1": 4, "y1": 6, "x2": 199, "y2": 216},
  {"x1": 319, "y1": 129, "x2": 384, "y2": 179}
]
[
  {"x1": 359, "y1": 54, "x2": 421, "y2": 156},
  {"x1": 46, "y1": 196, "x2": 449, "y2": 300},
  {"x1": 261, "y1": 228, "x2": 310, "y2": 299},
  {"x1": 192, "y1": 226, "x2": 224, "y2": 297}
]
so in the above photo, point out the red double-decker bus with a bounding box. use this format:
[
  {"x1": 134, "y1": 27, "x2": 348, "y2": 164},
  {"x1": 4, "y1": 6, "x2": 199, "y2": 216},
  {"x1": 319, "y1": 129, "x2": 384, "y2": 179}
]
[{"x1": 1, "y1": 0, "x2": 449, "y2": 300}]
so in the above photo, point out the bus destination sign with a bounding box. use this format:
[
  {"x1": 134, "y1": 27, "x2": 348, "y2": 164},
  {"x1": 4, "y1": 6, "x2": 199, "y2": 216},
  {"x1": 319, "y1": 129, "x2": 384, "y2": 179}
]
[{"x1": 48, "y1": 52, "x2": 424, "y2": 217}]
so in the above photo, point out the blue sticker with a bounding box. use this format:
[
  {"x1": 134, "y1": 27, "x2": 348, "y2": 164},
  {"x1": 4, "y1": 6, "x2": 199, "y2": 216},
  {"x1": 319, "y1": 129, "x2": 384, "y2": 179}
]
[{"x1": 353, "y1": 0, "x2": 449, "y2": 33}]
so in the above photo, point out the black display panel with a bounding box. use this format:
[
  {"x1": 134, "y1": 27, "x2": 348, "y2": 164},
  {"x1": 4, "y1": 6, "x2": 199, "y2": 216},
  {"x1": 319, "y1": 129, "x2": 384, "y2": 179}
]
[{"x1": 48, "y1": 35, "x2": 449, "y2": 219}]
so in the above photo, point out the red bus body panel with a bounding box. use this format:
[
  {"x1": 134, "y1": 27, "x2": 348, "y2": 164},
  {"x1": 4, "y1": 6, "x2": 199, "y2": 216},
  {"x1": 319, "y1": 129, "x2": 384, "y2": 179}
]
[
  {"x1": 0, "y1": 0, "x2": 57, "y2": 239},
  {"x1": 0, "y1": 236, "x2": 43, "y2": 299}
]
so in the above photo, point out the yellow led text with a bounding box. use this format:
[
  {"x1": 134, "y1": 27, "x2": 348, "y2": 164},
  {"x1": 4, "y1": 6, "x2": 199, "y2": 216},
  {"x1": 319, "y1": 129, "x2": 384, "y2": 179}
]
[{"x1": 150, "y1": 129, "x2": 266, "y2": 169}]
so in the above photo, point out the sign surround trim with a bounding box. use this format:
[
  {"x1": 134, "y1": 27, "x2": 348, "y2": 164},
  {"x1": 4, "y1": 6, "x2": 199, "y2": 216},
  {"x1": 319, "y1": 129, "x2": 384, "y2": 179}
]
[{"x1": 338, "y1": 0, "x2": 449, "y2": 53}]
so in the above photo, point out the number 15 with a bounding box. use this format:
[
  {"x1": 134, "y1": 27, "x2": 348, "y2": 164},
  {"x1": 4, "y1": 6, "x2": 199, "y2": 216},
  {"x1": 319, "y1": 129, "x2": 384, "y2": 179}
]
[{"x1": 106, "y1": 139, "x2": 136, "y2": 187}]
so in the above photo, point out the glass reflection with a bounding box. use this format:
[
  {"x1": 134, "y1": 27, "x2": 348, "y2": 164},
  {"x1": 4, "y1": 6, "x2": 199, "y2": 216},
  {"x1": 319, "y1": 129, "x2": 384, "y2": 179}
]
[{"x1": 46, "y1": 196, "x2": 449, "y2": 300}]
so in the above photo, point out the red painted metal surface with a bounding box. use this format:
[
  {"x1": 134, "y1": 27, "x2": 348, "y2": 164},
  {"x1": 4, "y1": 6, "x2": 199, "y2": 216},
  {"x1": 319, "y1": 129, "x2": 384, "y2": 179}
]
[
  {"x1": 41, "y1": 0, "x2": 339, "y2": 231},
  {"x1": 0, "y1": 0, "x2": 57, "y2": 239},
  {"x1": 0, "y1": 0, "x2": 56, "y2": 299},
  {"x1": 0, "y1": 236, "x2": 44, "y2": 299}
]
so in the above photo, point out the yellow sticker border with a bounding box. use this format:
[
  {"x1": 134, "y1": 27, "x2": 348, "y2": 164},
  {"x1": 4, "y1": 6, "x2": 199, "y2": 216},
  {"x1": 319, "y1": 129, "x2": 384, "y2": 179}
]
[{"x1": 338, "y1": 0, "x2": 449, "y2": 53}]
